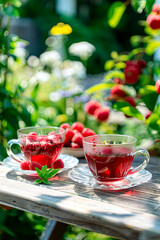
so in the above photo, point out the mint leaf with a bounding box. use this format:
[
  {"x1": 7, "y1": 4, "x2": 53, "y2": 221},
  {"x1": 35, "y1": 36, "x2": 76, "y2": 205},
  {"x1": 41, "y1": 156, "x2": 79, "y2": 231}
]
[
  {"x1": 34, "y1": 179, "x2": 42, "y2": 184},
  {"x1": 42, "y1": 165, "x2": 47, "y2": 178},
  {"x1": 34, "y1": 165, "x2": 60, "y2": 185},
  {"x1": 35, "y1": 167, "x2": 43, "y2": 178},
  {"x1": 42, "y1": 179, "x2": 51, "y2": 185},
  {"x1": 47, "y1": 169, "x2": 60, "y2": 179}
]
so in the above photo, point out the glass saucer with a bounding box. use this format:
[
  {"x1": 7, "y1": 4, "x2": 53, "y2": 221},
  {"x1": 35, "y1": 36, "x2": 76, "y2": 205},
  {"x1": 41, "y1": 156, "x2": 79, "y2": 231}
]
[
  {"x1": 68, "y1": 164, "x2": 152, "y2": 191},
  {"x1": 3, "y1": 153, "x2": 79, "y2": 175}
]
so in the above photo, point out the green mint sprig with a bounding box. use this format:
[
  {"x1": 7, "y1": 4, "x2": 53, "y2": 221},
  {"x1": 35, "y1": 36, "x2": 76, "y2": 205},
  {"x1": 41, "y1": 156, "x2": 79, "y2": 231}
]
[{"x1": 34, "y1": 165, "x2": 60, "y2": 185}]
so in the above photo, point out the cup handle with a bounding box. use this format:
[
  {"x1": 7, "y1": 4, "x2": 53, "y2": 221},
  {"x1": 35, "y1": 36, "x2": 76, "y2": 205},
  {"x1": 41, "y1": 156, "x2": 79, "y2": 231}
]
[
  {"x1": 129, "y1": 147, "x2": 150, "y2": 175},
  {"x1": 6, "y1": 139, "x2": 24, "y2": 163}
]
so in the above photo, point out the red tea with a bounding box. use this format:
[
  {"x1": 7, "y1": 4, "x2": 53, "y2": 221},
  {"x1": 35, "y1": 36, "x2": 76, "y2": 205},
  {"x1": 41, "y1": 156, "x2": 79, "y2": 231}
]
[
  {"x1": 20, "y1": 132, "x2": 63, "y2": 167},
  {"x1": 85, "y1": 149, "x2": 134, "y2": 182}
]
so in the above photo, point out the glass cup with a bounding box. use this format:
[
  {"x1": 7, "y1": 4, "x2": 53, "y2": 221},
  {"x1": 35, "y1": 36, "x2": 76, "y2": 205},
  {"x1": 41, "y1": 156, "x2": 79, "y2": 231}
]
[
  {"x1": 83, "y1": 134, "x2": 150, "y2": 182},
  {"x1": 6, "y1": 126, "x2": 65, "y2": 167}
]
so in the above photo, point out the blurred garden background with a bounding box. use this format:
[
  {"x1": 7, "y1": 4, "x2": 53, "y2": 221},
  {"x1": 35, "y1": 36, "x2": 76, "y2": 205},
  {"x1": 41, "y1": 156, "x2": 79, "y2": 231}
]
[{"x1": 0, "y1": 0, "x2": 160, "y2": 239}]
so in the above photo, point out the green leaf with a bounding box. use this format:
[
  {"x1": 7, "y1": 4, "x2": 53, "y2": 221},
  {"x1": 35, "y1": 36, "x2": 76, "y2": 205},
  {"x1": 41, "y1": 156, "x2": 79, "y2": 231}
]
[
  {"x1": 147, "y1": 103, "x2": 160, "y2": 133},
  {"x1": 114, "y1": 62, "x2": 126, "y2": 69},
  {"x1": 31, "y1": 83, "x2": 39, "y2": 99},
  {"x1": 104, "y1": 60, "x2": 115, "y2": 71},
  {"x1": 131, "y1": 0, "x2": 146, "y2": 13},
  {"x1": 108, "y1": 1, "x2": 126, "y2": 28},
  {"x1": 113, "y1": 102, "x2": 144, "y2": 120},
  {"x1": 35, "y1": 167, "x2": 43, "y2": 179},
  {"x1": 2, "y1": 6, "x2": 20, "y2": 17},
  {"x1": 139, "y1": 85, "x2": 158, "y2": 111},
  {"x1": 145, "y1": 0, "x2": 156, "y2": 13},
  {"x1": 42, "y1": 165, "x2": 47, "y2": 178},
  {"x1": 10, "y1": 0, "x2": 22, "y2": 8},
  {"x1": 85, "y1": 82, "x2": 114, "y2": 95},
  {"x1": 47, "y1": 169, "x2": 60, "y2": 179},
  {"x1": 104, "y1": 70, "x2": 125, "y2": 81},
  {"x1": 122, "y1": 85, "x2": 137, "y2": 97},
  {"x1": 42, "y1": 179, "x2": 51, "y2": 185},
  {"x1": 34, "y1": 179, "x2": 42, "y2": 184},
  {"x1": 130, "y1": 35, "x2": 141, "y2": 47},
  {"x1": 145, "y1": 41, "x2": 160, "y2": 55}
]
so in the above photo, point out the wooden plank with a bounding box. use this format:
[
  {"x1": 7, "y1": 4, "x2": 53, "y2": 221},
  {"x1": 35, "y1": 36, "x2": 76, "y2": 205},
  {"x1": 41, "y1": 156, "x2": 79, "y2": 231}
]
[
  {"x1": 1, "y1": 167, "x2": 160, "y2": 239},
  {"x1": 1, "y1": 157, "x2": 160, "y2": 239}
]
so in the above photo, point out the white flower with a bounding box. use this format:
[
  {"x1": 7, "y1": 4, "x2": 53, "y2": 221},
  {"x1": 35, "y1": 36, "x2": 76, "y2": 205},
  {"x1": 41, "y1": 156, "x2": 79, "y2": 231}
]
[
  {"x1": 27, "y1": 55, "x2": 40, "y2": 67},
  {"x1": 14, "y1": 47, "x2": 26, "y2": 59},
  {"x1": 69, "y1": 41, "x2": 96, "y2": 60},
  {"x1": 40, "y1": 50, "x2": 61, "y2": 66},
  {"x1": 34, "y1": 71, "x2": 50, "y2": 83},
  {"x1": 62, "y1": 60, "x2": 86, "y2": 79}
]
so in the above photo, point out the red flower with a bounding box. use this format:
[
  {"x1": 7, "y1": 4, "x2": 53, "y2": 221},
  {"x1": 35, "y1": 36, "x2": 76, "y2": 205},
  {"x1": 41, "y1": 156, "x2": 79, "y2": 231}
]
[
  {"x1": 155, "y1": 79, "x2": 160, "y2": 94},
  {"x1": 147, "y1": 13, "x2": 160, "y2": 30}
]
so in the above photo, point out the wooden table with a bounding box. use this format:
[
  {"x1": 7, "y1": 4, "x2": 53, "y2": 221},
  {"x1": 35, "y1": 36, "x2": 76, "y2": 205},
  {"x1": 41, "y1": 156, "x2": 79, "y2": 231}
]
[{"x1": 0, "y1": 156, "x2": 160, "y2": 240}]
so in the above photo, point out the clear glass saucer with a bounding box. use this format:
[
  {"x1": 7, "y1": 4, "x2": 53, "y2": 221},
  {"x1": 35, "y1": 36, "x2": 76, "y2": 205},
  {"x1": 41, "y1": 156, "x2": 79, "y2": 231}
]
[
  {"x1": 3, "y1": 153, "x2": 79, "y2": 175},
  {"x1": 68, "y1": 164, "x2": 152, "y2": 191}
]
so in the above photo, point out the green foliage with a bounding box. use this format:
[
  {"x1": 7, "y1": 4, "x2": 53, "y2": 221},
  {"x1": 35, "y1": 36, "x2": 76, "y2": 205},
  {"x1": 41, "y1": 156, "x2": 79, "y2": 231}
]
[
  {"x1": 147, "y1": 102, "x2": 160, "y2": 135},
  {"x1": 62, "y1": 225, "x2": 116, "y2": 240},
  {"x1": 107, "y1": 1, "x2": 126, "y2": 28},
  {"x1": 34, "y1": 166, "x2": 60, "y2": 185},
  {"x1": 113, "y1": 102, "x2": 144, "y2": 120},
  {"x1": 85, "y1": 82, "x2": 114, "y2": 95},
  {"x1": 0, "y1": 208, "x2": 47, "y2": 239},
  {"x1": 131, "y1": 0, "x2": 155, "y2": 13}
]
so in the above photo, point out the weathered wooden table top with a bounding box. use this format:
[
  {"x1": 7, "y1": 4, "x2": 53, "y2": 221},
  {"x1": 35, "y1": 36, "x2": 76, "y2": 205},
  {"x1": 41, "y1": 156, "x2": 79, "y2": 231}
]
[{"x1": 0, "y1": 155, "x2": 160, "y2": 240}]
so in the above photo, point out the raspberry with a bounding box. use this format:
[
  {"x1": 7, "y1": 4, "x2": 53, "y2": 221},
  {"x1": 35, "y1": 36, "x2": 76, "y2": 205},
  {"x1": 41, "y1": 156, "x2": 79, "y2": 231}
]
[
  {"x1": 147, "y1": 13, "x2": 160, "y2": 30},
  {"x1": 72, "y1": 122, "x2": 84, "y2": 132},
  {"x1": 52, "y1": 159, "x2": 64, "y2": 169},
  {"x1": 145, "y1": 111, "x2": 152, "y2": 119},
  {"x1": 60, "y1": 123, "x2": 70, "y2": 129},
  {"x1": 27, "y1": 132, "x2": 37, "y2": 142},
  {"x1": 85, "y1": 100, "x2": 101, "y2": 115},
  {"x1": 73, "y1": 129, "x2": 79, "y2": 134},
  {"x1": 70, "y1": 142, "x2": 80, "y2": 148},
  {"x1": 110, "y1": 85, "x2": 126, "y2": 98},
  {"x1": 155, "y1": 79, "x2": 160, "y2": 94},
  {"x1": 124, "y1": 96, "x2": 136, "y2": 107},
  {"x1": 152, "y1": 4, "x2": 160, "y2": 14},
  {"x1": 72, "y1": 132, "x2": 83, "y2": 147},
  {"x1": 124, "y1": 65, "x2": 139, "y2": 84},
  {"x1": 30, "y1": 161, "x2": 42, "y2": 170},
  {"x1": 20, "y1": 160, "x2": 30, "y2": 170},
  {"x1": 94, "y1": 107, "x2": 110, "y2": 122},
  {"x1": 64, "y1": 128, "x2": 74, "y2": 146},
  {"x1": 113, "y1": 77, "x2": 125, "y2": 85},
  {"x1": 82, "y1": 128, "x2": 96, "y2": 137}
]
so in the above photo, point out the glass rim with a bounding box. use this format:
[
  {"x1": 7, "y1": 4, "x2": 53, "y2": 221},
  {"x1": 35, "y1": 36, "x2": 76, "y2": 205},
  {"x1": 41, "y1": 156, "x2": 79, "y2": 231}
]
[
  {"x1": 83, "y1": 134, "x2": 137, "y2": 146},
  {"x1": 17, "y1": 126, "x2": 65, "y2": 135}
]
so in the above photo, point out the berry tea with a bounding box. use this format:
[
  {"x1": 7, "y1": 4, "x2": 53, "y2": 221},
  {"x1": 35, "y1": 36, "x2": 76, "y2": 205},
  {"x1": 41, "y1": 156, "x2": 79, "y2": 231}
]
[
  {"x1": 85, "y1": 148, "x2": 134, "y2": 182},
  {"x1": 20, "y1": 131, "x2": 64, "y2": 168}
]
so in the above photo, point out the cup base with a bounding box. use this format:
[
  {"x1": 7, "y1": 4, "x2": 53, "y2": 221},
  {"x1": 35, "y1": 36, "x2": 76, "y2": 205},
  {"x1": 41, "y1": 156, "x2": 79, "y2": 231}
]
[{"x1": 68, "y1": 164, "x2": 152, "y2": 191}]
